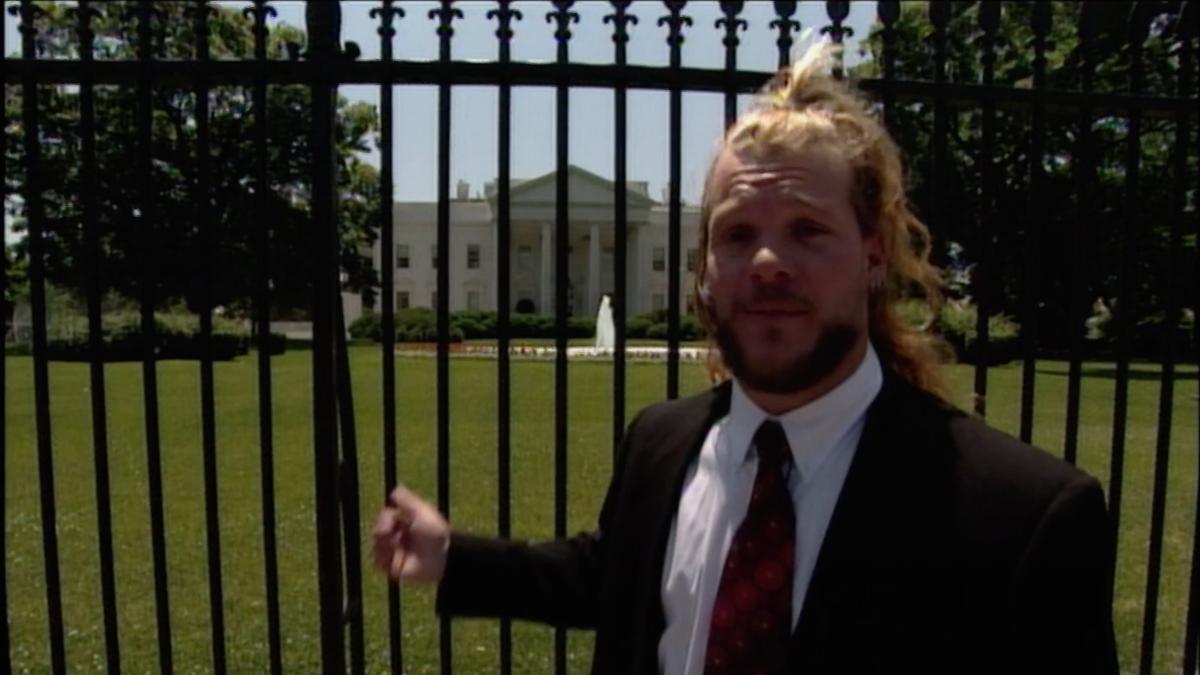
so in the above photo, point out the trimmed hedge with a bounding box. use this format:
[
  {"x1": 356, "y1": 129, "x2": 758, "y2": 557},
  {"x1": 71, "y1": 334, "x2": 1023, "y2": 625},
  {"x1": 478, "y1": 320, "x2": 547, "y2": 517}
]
[
  {"x1": 626, "y1": 311, "x2": 702, "y2": 341},
  {"x1": 351, "y1": 309, "x2": 595, "y2": 342},
  {"x1": 38, "y1": 311, "x2": 281, "y2": 361}
]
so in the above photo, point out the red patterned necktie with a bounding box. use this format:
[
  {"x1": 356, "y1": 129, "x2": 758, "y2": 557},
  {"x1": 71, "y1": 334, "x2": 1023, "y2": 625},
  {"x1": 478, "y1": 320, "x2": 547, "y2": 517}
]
[{"x1": 703, "y1": 419, "x2": 796, "y2": 675}]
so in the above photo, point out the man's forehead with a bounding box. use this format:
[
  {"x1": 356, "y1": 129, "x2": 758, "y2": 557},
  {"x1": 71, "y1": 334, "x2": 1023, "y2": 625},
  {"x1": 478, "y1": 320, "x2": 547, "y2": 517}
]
[{"x1": 708, "y1": 144, "x2": 852, "y2": 206}]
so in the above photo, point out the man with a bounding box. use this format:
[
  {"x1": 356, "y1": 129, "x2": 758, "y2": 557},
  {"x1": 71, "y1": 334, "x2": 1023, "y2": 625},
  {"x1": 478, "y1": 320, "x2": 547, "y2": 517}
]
[{"x1": 373, "y1": 45, "x2": 1118, "y2": 674}]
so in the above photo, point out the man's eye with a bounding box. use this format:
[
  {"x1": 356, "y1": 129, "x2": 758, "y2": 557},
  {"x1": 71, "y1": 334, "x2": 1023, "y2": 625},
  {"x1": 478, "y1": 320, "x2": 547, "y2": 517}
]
[
  {"x1": 721, "y1": 225, "x2": 753, "y2": 243},
  {"x1": 791, "y1": 220, "x2": 824, "y2": 237}
]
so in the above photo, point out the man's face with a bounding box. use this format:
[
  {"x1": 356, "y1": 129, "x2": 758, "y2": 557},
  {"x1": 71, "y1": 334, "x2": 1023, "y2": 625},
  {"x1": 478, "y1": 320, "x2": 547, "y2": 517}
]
[{"x1": 703, "y1": 143, "x2": 882, "y2": 394}]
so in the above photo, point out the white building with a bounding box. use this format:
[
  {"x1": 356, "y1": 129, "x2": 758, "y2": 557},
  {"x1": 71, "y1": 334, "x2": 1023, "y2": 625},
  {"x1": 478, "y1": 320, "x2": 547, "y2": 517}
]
[{"x1": 371, "y1": 165, "x2": 702, "y2": 319}]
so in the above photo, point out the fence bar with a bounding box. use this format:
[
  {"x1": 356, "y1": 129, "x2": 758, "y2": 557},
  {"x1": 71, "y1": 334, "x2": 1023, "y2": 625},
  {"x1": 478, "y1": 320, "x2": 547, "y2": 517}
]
[
  {"x1": 928, "y1": 3, "x2": 949, "y2": 265},
  {"x1": 1179, "y1": 5, "x2": 1199, "y2": 674},
  {"x1": 334, "y1": 299, "x2": 365, "y2": 675},
  {"x1": 1019, "y1": 1, "x2": 1050, "y2": 445},
  {"x1": 0, "y1": 5, "x2": 10, "y2": 669},
  {"x1": 1108, "y1": 1, "x2": 1152, "y2": 567},
  {"x1": 718, "y1": 1, "x2": 744, "y2": 128},
  {"x1": 824, "y1": 1, "x2": 850, "y2": 80},
  {"x1": 877, "y1": 2, "x2": 898, "y2": 126},
  {"x1": 608, "y1": 1, "x2": 634, "y2": 460},
  {"x1": 75, "y1": 1, "x2": 121, "y2": 671},
  {"x1": 244, "y1": 1, "x2": 283, "y2": 672},
  {"x1": 488, "y1": 2, "x2": 520, "y2": 673},
  {"x1": 133, "y1": 2, "x2": 174, "y2": 670},
  {"x1": 663, "y1": 2, "x2": 687, "y2": 401},
  {"x1": 19, "y1": 1, "x2": 67, "y2": 671},
  {"x1": 1139, "y1": 9, "x2": 1192, "y2": 672},
  {"x1": 548, "y1": 2, "x2": 577, "y2": 671},
  {"x1": 429, "y1": 3, "x2": 459, "y2": 672},
  {"x1": 1063, "y1": 5, "x2": 1098, "y2": 467},
  {"x1": 371, "y1": 0, "x2": 404, "y2": 672},
  {"x1": 771, "y1": 1, "x2": 798, "y2": 70},
  {"x1": 305, "y1": 4, "x2": 346, "y2": 673},
  {"x1": 971, "y1": 2, "x2": 999, "y2": 418},
  {"x1": 192, "y1": 5, "x2": 228, "y2": 671}
]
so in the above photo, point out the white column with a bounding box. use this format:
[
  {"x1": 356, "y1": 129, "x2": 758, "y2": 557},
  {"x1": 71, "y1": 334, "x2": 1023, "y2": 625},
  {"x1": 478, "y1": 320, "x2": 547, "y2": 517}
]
[
  {"x1": 540, "y1": 221, "x2": 553, "y2": 315},
  {"x1": 588, "y1": 222, "x2": 600, "y2": 316},
  {"x1": 628, "y1": 225, "x2": 640, "y2": 316}
]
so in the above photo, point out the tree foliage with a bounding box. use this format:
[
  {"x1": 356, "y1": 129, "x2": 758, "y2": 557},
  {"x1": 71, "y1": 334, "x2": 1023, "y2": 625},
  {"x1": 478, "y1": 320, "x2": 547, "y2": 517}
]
[
  {"x1": 855, "y1": 1, "x2": 1195, "y2": 354},
  {"x1": 4, "y1": 1, "x2": 381, "y2": 317}
]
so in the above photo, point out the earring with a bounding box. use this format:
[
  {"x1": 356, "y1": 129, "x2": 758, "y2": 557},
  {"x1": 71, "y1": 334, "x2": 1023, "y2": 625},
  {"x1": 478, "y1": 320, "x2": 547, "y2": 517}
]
[{"x1": 869, "y1": 267, "x2": 886, "y2": 293}]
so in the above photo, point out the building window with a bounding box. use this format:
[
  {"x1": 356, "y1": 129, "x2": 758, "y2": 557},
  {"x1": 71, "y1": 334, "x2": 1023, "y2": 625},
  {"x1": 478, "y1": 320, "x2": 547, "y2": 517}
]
[
  {"x1": 652, "y1": 246, "x2": 666, "y2": 272},
  {"x1": 467, "y1": 290, "x2": 480, "y2": 311},
  {"x1": 652, "y1": 293, "x2": 665, "y2": 312},
  {"x1": 467, "y1": 244, "x2": 481, "y2": 269},
  {"x1": 396, "y1": 291, "x2": 410, "y2": 309},
  {"x1": 686, "y1": 248, "x2": 697, "y2": 272},
  {"x1": 431, "y1": 244, "x2": 439, "y2": 270},
  {"x1": 396, "y1": 244, "x2": 410, "y2": 269},
  {"x1": 517, "y1": 245, "x2": 533, "y2": 272}
]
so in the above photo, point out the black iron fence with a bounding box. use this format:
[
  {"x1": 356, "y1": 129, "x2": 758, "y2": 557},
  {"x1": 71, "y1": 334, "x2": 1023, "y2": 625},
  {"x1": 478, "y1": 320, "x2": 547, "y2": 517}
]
[{"x1": 1, "y1": 1, "x2": 1198, "y2": 674}]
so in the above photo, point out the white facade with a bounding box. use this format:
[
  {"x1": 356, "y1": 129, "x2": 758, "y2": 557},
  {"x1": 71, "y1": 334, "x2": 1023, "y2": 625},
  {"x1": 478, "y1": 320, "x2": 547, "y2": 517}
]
[{"x1": 370, "y1": 165, "x2": 702, "y2": 319}]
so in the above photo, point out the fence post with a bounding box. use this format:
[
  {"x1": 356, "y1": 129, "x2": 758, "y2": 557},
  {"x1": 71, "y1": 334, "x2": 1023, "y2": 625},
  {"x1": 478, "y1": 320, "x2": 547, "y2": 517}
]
[{"x1": 305, "y1": 2, "x2": 346, "y2": 673}]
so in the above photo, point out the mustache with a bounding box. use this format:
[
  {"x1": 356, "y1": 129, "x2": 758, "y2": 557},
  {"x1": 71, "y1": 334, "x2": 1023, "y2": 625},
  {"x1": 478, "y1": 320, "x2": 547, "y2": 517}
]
[{"x1": 733, "y1": 285, "x2": 813, "y2": 312}]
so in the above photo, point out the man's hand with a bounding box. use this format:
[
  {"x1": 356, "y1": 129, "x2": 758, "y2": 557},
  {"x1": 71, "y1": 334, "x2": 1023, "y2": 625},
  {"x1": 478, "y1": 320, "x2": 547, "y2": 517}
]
[{"x1": 372, "y1": 485, "x2": 451, "y2": 584}]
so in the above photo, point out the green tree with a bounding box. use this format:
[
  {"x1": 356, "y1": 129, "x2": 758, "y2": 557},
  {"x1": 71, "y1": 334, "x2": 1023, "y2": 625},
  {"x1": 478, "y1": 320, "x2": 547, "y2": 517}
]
[
  {"x1": 855, "y1": 1, "x2": 1194, "y2": 355},
  {"x1": 3, "y1": 1, "x2": 381, "y2": 317},
  {"x1": 3, "y1": 243, "x2": 29, "y2": 324}
]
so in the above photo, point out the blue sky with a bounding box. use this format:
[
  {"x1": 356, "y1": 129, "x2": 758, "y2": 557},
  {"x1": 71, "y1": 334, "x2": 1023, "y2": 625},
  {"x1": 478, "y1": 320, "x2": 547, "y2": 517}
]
[{"x1": 4, "y1": 0, "x2": 879, "y2": 242}]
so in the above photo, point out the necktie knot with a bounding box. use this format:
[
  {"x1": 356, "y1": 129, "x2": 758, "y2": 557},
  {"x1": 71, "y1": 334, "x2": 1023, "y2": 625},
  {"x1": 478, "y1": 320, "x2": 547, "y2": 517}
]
[{"x1": 754, "y1": 420, "x2": 792, "y2": 473}]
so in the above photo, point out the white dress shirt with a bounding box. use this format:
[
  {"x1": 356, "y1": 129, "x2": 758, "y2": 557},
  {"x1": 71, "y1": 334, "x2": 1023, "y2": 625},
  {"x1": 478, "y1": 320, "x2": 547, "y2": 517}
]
[{"x1": 657, "y1": 343, "x2": 884, "y2": 675}]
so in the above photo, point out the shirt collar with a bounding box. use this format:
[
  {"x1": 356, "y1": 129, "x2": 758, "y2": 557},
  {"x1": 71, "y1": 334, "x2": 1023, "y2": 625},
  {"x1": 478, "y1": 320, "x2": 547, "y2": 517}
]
[{"x1": 720, "y1": 342, "x2": 884, "y2": 480}]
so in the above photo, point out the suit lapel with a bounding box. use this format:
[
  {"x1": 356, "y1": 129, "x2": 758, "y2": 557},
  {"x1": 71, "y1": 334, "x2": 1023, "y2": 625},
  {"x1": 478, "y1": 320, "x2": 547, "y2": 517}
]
[
  {"x1": 632, "y1": 382, "x2": 732, "y2": 674},
  {"x1": 788, "y1": 370, "x2": 923, "y2": 665}
]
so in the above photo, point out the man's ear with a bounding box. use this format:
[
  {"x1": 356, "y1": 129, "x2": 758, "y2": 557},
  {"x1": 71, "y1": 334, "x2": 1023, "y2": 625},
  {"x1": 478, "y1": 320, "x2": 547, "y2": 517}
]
[{"x1": 865, "y1": 234, "x2": 887, "y2": 292}]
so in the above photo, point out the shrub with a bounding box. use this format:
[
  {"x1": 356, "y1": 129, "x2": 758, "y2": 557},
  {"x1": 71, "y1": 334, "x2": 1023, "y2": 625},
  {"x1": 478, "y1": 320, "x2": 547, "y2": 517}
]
[
  {"x1": 44, "y1": 310, "x2": 252, "y2": 361},
  {"x1": 896, "y1": 298, "x2": 935, "y2": 330},
  {"x1": 254, "y1": 332, "x2": 288, "y2": 355},
  {"x1": 510, "y1": 313, "x2": 556, "y2": 338},
  {"x1": 452, "y1": 311, "x2": 498, "y2": 338},
  {"x1": 625, "y1": 316, "x2": 654, "y2": 339},
  {"x1": 939, "y1": 299, "x2": 1020, "y2": 365},
  {"x1": 680, "y1": 315, "x2": 702, "y2": 341},
  {"x1": 348, "y1": 312, "x2": 382, "y2": 340},
  {"x1": 626, "y1": 311, "x2": 702, "y2": 341},
  {"x1": 645, "y1": 322, "x2": 669, "y2": 340},
  {"x1": 568, "y1": 317, "x2": 595, "y2": 338}
]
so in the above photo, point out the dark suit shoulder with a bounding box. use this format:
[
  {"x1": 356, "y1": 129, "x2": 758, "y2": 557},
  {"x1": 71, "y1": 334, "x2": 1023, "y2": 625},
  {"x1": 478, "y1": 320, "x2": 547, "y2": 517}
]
[
  {"x1": 886, "y1": 377, "x2": 1099, "y2": 505},
  {"x1": 946, "y1": 407, "x2": 1099, "y2": 502},
  {"x1": 877, "y1": 377, "x2": 1106, "y2": 573}
]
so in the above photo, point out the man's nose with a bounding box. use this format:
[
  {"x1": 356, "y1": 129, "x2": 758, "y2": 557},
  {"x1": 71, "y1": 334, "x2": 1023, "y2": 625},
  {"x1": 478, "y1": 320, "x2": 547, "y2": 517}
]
[{"x1": 749, "y1": 244, "x2": 791, "y2": 284}]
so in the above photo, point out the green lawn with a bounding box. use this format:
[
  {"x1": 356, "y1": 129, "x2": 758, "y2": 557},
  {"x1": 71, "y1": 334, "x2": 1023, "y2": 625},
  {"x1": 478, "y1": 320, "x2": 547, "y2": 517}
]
[{"x1": 3, "y1": 347, "x2": 1198, "y2": 674}]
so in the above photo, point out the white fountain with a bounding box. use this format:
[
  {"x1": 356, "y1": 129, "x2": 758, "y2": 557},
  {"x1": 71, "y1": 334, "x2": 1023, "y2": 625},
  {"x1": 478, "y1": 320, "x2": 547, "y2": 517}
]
[{"x1": 594, "y1": 294, "x2": 615, "y2": 353}]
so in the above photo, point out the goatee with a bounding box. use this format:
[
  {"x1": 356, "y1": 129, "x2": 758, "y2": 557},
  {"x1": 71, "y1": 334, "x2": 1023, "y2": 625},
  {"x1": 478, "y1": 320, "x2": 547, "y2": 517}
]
[{"x1": 714, "y1": 318, "x2": 860, "y2": 394}]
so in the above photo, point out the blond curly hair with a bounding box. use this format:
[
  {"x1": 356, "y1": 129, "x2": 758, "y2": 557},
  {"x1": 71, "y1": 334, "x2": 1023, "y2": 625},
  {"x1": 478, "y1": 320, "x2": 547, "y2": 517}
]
[{"x1": 695, "y1": 42, "x2": 953, "y2": 401}]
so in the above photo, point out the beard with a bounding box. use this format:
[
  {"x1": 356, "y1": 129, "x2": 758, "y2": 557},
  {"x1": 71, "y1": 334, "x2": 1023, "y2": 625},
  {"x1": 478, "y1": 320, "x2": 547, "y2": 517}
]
[{"x1": 713, "y1": 310, "x2": 861, "y2": 395}]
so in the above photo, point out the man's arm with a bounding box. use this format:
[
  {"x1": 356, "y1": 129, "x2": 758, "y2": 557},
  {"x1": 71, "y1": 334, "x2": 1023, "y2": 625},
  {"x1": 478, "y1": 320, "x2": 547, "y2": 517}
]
[
  {"x1": 1008, "y1": 475, "x2": 1118, "y2": 674},
  {"x1": 433, "y1": 410, "x2": 644, "y2": 629}
]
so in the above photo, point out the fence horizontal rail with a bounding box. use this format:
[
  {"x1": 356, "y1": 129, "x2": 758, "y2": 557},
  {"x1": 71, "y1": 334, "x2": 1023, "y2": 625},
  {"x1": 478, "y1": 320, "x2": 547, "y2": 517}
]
[{"x1": 0, "y1": 59, "x2": 1195, "y2": 115}]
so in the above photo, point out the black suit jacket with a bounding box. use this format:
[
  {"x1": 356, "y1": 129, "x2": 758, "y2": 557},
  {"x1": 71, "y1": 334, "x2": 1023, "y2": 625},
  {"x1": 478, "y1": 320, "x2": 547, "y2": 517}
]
[{"x1": 436, "y1": 370, "x2": 1119, "y2": 674}]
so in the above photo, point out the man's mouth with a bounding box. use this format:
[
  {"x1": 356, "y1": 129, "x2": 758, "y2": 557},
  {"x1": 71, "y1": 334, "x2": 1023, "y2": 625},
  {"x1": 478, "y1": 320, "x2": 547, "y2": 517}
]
[{"x1": 737, "y1": 301, "x2": 810, "y2": 316}]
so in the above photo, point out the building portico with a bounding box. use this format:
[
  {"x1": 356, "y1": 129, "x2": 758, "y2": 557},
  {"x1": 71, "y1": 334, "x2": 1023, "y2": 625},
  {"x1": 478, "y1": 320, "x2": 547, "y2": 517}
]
[{"x1": 370, "y1": 165, "x2": 701, "y2": 320}]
